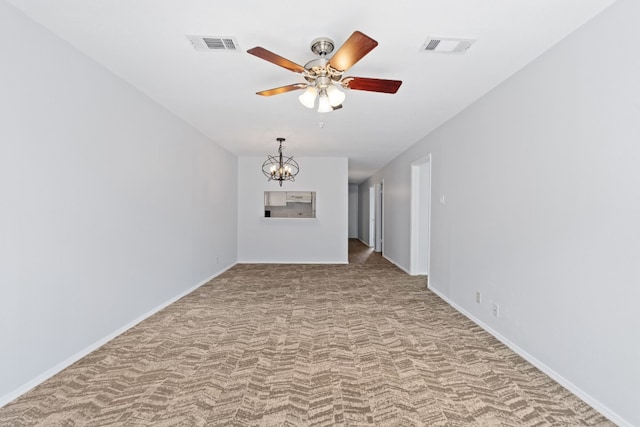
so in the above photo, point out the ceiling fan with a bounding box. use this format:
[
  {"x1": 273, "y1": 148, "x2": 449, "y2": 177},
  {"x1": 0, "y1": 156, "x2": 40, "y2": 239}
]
[{"x1": 247, "y1": 31, "x2": 402, "y2": 113}]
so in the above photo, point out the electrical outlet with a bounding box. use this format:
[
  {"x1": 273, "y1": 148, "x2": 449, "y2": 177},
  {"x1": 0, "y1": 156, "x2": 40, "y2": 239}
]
[
  {"x1": 475, "y1": 291, "x2": 481, "y2": 304},
  {"x1": 492, "y1": 303, "x2": 499, "y2": 318},
  {"x1": 216, "y1": 256, "x2": 220, "y2": 265}
]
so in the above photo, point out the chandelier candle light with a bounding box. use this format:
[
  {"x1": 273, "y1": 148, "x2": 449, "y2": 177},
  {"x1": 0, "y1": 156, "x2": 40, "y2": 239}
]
[{"x1": 262, "y1": 138, "x2": 299, "y2": 186}]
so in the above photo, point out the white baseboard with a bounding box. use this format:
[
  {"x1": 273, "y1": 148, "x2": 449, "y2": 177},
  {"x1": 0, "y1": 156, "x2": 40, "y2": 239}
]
[
  {"x1": 357, "y1": 238, "x2": 373, "y2": 247},
  {"x1": 0, "y1": 262, "x2": 237, "y2": 409},
  {"x1": 427, "y1": 285, "x2": 632, "y2": 427},
  {"x1": 382, "y1": 253, "x2": 411, "y2": 275},
  {"x1": 237, "y1": 261, "x2": 348, "y2": 264}
]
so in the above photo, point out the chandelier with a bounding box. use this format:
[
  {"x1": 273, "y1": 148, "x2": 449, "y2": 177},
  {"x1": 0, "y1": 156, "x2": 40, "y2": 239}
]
[{"x1": 262, "y1": 137, "x2": 299, "y2": 186}]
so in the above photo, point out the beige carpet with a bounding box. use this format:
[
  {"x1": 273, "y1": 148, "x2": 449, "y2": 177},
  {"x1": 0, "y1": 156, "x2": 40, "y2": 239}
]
[{"x1": 0, "y1": 241, "x2": 612, "y2": 426}]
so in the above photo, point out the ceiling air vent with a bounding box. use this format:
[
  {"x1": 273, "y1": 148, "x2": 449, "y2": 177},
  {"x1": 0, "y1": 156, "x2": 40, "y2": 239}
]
[
  {"x1": 420, "y1": 37, "x2": 475, "y2": 54},
  {"x1": 186, "y1": 35, "x2": 240, "y2": 52}
]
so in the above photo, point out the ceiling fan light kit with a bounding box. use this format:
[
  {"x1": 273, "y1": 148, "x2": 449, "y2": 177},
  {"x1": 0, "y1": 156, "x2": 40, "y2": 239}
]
[
  {"x1": 298, "y1": 86, "x2": 317, "y2": 108},
  {"x1": 248, "y1": 31, "x2": 402, "y2": 113},
  {"x1": 317, "y1": 90, "x2": 333, "y2": 113}
]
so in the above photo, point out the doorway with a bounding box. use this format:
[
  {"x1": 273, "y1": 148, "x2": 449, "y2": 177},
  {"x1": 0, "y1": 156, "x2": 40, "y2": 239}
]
[{"x1": 410, "y1": 155, "x2": 431, "y2": 275}]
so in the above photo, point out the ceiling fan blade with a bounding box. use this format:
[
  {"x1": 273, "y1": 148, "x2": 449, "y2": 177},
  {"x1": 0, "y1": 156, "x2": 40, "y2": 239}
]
[
  {"x1": 256, "y1": 83, "x2": 307, "y2": 96},
  {"x1": 342, "y1": 77, "x2": 402, "y2": 94},
  {"x1": 328, "y1": 31, "x2": 378, "y2": 72},
  {"x1": 247, "y1": 47, "x2": 306, "y2": 74}
]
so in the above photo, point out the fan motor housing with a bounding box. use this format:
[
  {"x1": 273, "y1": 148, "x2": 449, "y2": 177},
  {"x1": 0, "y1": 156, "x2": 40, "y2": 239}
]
[{"x1": 304, "y1": 37, "x2": 343, "y2": 83}]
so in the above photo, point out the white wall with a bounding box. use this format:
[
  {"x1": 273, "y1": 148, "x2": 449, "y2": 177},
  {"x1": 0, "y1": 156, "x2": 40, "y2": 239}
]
[
  {"x1": 0, "y1": 2, "x2": 237, "y2": 405},
  {"x1": 357, "y1": 185, "x2": 371, "y2": 244},
  {"x1": 348, "y1": 184, "x2": 359, "y2": 239},
  {"x1": 237, "y1": 157, "x2": 348, "y2": 263},
  {"x1": 359, "y1": 1, "x2": 639, "y2": 425}
]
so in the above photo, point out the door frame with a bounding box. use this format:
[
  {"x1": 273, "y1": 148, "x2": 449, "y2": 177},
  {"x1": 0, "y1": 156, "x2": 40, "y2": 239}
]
[{"x1": 410, "y1": 154, "x2": 432, "y2": 276}]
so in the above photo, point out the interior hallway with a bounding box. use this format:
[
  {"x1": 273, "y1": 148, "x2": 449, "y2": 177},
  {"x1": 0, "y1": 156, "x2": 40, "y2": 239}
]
[{"x1": 348, "y1": 238, "x2": 388, "y2": 265}]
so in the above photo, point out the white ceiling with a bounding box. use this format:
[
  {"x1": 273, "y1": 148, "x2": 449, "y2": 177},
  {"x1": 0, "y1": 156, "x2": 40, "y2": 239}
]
[{"x1": 8, "y1": 0, "x2": 614, "y2": 182}]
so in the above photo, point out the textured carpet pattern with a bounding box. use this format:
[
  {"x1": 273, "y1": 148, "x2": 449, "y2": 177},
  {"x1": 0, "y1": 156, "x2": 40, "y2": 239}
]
[{"x1": 0, "y1": 245, "x2": 611, "y2": 426}]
